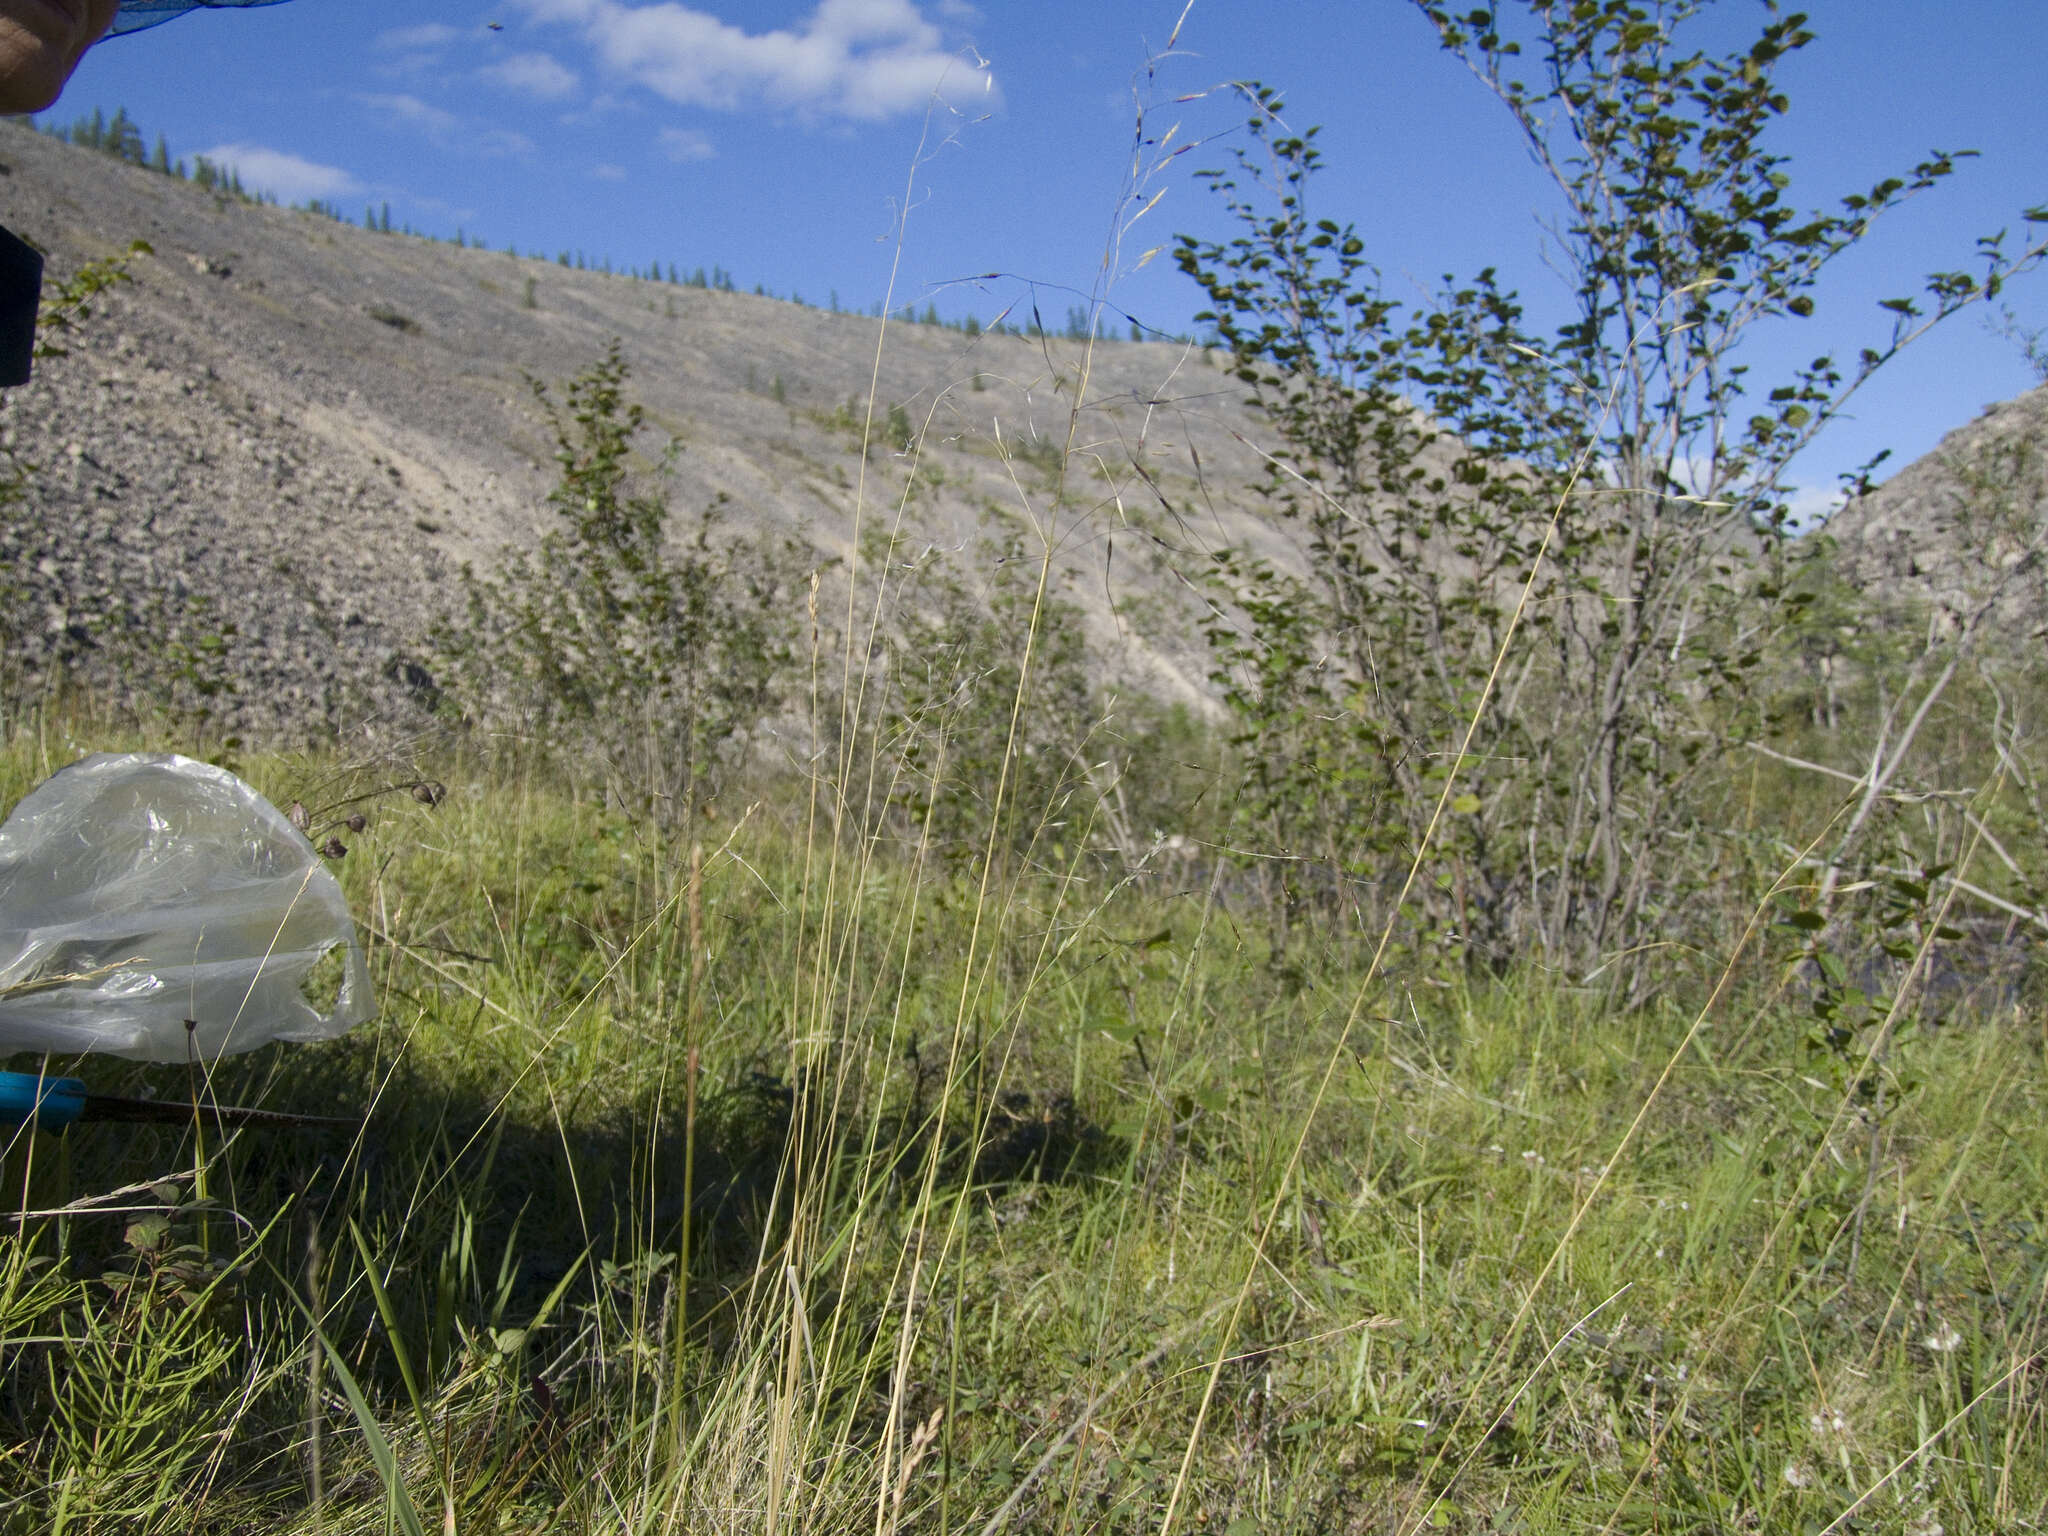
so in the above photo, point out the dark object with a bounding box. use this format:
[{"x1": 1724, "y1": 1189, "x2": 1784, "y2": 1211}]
[
  {"x1": 367, "y1": 303, "x2": 418, "y2": 333},
  {"x1": 0, "y1": 1069, "x2": 358, "y2": 1134},
  {"x1": 0, "y1": 225, "x2": 43, "y2": 388},
  {"x1": 383, "y1": 655, "x2": 441, "y2": 712}
]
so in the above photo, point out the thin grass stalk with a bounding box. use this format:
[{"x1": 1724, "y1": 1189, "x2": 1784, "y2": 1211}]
[
  {"x1": 1582, "y1": 796, "x2": 2006, "y2": 1536},
  {"x1": 1155, "y1": 269, "x2": 1630, "y2": 1536}
]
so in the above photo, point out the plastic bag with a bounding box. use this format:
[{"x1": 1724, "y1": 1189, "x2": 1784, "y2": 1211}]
[{"x1": 0, "y1": 753, "x2": 373, "y2": 1062}]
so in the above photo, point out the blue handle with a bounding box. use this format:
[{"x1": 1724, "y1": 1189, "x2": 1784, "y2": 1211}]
[{"x1": 0, "y1": 1071, "x2": 87, "y2": 1133}]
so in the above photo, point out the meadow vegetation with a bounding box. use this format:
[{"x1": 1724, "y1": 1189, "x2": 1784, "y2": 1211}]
[
  {"x1": 0, "y1": 723, "x2": 2042, "y2": 1534},
  {"x1": 3, "y1": 3, "x2": 2047, "y2": 1533}
]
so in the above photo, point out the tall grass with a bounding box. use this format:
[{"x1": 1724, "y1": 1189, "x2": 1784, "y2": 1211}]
[{"x1": 2, "y1": 741, "x2": 2041, "y2": 1532}]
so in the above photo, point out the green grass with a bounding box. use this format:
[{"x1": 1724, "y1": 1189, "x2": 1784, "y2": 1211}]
[{"x1": 1, "y1": 727, "x2": 2042, "y2": 1534}]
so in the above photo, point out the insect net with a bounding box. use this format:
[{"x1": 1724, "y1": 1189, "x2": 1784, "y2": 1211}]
[
  {"x1": 110, "y1": 0, "x2": 295, "y2": 37},
  {"x1": 0, "y1": 754, "x2": 373, "y2": 1062}
]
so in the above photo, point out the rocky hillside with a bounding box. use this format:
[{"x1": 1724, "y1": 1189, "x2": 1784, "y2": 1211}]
[
  {"x1": 5, "y1": 119, "x2": 2041, "y2": 747},
  {"x1": 0, "y1": 120, "x2": 1278, "y2": 739},
  {"x1": 1820, "y1": 379, "x2": 2048, "y2": 635}
]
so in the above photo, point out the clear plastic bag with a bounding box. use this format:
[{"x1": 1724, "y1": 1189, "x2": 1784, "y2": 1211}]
[{"x1": 0, "y1": 753, "x2": 373, "y2": 1062}]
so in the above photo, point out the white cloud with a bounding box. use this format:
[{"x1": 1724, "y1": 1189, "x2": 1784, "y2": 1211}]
[
  {"x1": 375, "y1": 23, "x2": 463, "y2": 49},
  {"x1": 195, "y1": 143, "x2": 362, "y2": 205},
  {"x1": 515, "y1": 0, "x2": 995, "y2": 121},
  {"x1": 481, "y1": 51, "x2": 581, "y2": 100},
  {"x1": 1626, "y1": 461, "x2": 1846, "y2": 531},
  {"x1": 372, "y1": 23, "x2": 464, "y2": 75},
  {"x1": 359, "y1": 92, "x2": 461, "y2": 135},
  {"x1": 1785, "y1": 482, "x2": 1848, "y2": 530},
  {"x1": 356, "y1": 94, "x2": 535, "y2": 157},
  {"x1": 592, "y1": 163, "x2": 628, "y2": 181},
  {"x1": 657, "y1": 125, "x2": 715, "y2": 161}
]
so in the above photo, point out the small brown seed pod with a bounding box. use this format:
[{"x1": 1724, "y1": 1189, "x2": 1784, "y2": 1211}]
[
  {"x1": 411, "y1": 781, "x2": 447, "y2": 807},
  {"x1": 289, "y1": 801, "x2": 311, "y2": 833},
  {"x1": 320, "y1": 837, "x2": 348, "y2": 859},
  {"x1": 345, "y1": 812, "x2": 368, "y2": 834}
]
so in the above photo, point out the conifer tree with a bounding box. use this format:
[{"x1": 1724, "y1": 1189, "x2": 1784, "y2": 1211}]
[
  {"x1": 109, "y1": 108, "x2": 143, "y2": 163},
  {"x1": 150, "y1": 134, "x2": 170, "y2": 173}
]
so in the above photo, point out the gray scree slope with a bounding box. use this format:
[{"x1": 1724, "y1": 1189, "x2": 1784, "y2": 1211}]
[
  {"x1": 0, "y1": 120, "x2": 1279, "y2": 737},
  {"x1": 3, "y1": 122, "x2": 2029, "y2": 740}
]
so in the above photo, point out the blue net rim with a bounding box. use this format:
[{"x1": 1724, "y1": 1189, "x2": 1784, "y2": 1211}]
[{"x1": 110, "y1": 0, "x2": 294, "y2": 36}]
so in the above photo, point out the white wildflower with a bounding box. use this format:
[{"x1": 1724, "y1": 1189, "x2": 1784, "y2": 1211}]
[
  {"x1": 1921, "y1": 1321, "x2": 1963, "y2": 1355},
  {"x1": 1807, "y1": 1407, "x2": 1848, "y2": 1438}
]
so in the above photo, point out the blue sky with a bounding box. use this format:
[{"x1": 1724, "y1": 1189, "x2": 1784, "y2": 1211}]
[{"x1": 48, "y1": 0, "x2": 2048, "y2": 506}]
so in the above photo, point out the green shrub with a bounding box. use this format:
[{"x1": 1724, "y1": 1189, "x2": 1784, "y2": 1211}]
[
  {"x1": 875, "y1": 542, "x2": 1099, "y2": 870},
  {"x1": 438, "y1": 340, "x2": 807, "y2": 819},
  {"x1": 1176, "y1": 5, "x2": 2048, "y2": 978}
]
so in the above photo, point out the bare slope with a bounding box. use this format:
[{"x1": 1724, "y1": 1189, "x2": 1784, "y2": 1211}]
[
  {"x1": 0, "y1": 121, "x2": 1277, "y2": 737},
  {"x1": 1821, "y1": 378, "x2": 2048, "y2": 633}
]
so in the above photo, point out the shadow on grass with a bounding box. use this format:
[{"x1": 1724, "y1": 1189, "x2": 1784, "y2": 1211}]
[{"x1": 6, "y1": 1025, "x2": 1119, "y2": 1352}]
